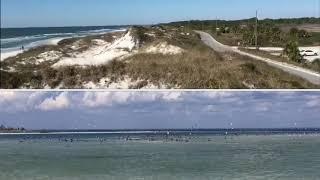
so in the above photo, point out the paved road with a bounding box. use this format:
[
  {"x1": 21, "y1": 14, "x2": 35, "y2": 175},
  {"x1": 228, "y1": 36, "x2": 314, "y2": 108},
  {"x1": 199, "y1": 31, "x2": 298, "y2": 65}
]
[{"x1": 195, "y1": 31, "x2": 320, "y2": 85}]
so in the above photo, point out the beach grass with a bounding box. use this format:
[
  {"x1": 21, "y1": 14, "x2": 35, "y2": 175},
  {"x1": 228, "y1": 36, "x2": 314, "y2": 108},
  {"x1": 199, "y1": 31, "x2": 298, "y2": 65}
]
[{"x1": 1, "y1": 26, "x2": 319, "y2": 89}]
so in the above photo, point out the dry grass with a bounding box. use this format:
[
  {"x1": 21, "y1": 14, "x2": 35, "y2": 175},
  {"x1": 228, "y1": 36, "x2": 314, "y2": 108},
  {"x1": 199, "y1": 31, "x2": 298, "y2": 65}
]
[
  {"x1": 1, "y1": 26, "x2": 319, "y2": 89},
  {"x1": 209, "y1": 31, "x2": 243, "y2": 46},
  {"x1": 122, "y1": 45, "x2": 318, "y2": 89}
]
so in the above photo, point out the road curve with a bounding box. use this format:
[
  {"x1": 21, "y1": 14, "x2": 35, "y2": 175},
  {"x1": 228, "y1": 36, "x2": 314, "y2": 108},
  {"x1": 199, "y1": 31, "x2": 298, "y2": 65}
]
[{"x1": 195, "y1": 31, "x2": 320, "y2": 85}]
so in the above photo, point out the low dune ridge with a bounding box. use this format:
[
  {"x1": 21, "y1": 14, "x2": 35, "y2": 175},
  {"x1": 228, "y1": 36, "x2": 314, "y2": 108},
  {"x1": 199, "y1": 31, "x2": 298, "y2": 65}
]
[{"x1": 1, "y1": 26, "x2": 319, "y2": 89}]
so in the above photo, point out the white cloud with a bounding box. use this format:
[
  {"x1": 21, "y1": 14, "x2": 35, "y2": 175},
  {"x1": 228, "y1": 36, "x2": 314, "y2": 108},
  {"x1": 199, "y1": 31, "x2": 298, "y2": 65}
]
[
  {"x1": 304, "y1": 95, "x2": 320, "y2": 108},
  {"x1": 1, "y1": 92, "x2": 318, "y2": 114},
  {"x1": 0, "y1": 92, "x2": 44, "y2": 112},
  {"x1": 200, "y1": 92, "x2": 244, "y2": 104},
  {"x1": 306, "y1": 99, "x2": 320, "y2": 108},
  {"x1": 202, "y1": 92, "x2": 236, "y2": 99},
  {"x1": 26, "y1": 92, "x2": 47, "y2": 106},
  {"x1": 37, "y1": 92, "x2": 70, "y2": 111},
  {"x1": 81, "y1": 92, "x2": 131, "y2": 108},
  {"x1": 80, "y1": 92, "x2": 183, "y2": 108},
  {"x1": 161, "y1": 92, "x2": 183, "y2": 102},
  {"x1": 278, "y1": 92, "x2": 297, "y2": 98},
  {"x1": 0, "y1": 92, "x2": 184, "y2": 112},
  {"x1": 130, "y1": 92, "x2": 183, "y2": 103},
  {"x1": 255, "y1": 102, "x2": 273, "y2": 112},
  {"x1": 204, "y1": 105, "x2": 220, "y2": 112},
  {"x1": 0, "y1": 92, "x2": 19, "y2": 102},
  {"x1": 127, "y1": 92, "x2": 158, "y2": 103}
]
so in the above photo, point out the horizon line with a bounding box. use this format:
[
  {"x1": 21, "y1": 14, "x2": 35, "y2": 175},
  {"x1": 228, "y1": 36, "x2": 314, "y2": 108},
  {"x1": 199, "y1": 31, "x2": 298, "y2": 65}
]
[
  {"x1": 1, "y1": 128, "x2": 320, "y2": 136},
  {"x1": 1, "y1": 16, "x2": 319, "y2": 29},
  {"x1": 3, "y1": 127, "x2": 320, "y2": 132}
]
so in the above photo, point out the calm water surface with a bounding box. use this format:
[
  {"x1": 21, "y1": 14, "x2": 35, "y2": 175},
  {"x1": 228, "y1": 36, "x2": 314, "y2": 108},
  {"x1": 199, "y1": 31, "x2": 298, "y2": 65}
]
[{"x1": 0, "y1": 134, "x2": 320, "y2": 180}]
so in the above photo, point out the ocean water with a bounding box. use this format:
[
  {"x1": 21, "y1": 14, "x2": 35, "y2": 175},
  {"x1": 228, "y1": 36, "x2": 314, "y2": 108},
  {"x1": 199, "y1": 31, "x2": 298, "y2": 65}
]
[
  {"x1": 0, "y1": 132, "x2": 320, "y2": 180},
  {"x1": 0, "y1": 26, "x2": 126, "y2": 60}
]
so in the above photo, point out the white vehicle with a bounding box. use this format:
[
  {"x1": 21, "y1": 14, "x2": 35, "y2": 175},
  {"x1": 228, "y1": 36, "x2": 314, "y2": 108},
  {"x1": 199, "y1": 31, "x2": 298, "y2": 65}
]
[{"x1": 300, "y1": 50, "x2": 318, "y2": 56}]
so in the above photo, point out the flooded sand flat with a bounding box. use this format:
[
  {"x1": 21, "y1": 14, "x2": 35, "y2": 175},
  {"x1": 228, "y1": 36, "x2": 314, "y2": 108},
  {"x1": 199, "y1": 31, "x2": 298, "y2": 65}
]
[{"x1": 0, "y1": 134, "x2": 320, "y2": 180}]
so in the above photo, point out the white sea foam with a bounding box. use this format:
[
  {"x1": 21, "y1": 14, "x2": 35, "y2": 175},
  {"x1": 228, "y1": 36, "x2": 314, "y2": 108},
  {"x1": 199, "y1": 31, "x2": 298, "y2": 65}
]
[
  {"x1": 82, "y1": 28, "x2": 127, "y2": 34},
  {"x1": 1, "y1": 32, "x2": 100, "y2": 44},
  {"x1": 42, "y1": 33, "x2": 75, "y2": 36},
  {"x1": 1, "y1": 37, "x2": 66, "y2": 61},
  {"x1": 1, "y1": 35, "x2": 43, "y2": 44},
  {"x1": 80, "y1": 28, "x2": 113, "y2": 34},
  {"x1": 1, "y1": 49, "x2": 23, "y2": 61},
  {"x1": 29, "y1": 37, "x2": 66, "y2": 47},
  {"x1": 1, "y1": 28, "x2": 126, "y2": 61}
]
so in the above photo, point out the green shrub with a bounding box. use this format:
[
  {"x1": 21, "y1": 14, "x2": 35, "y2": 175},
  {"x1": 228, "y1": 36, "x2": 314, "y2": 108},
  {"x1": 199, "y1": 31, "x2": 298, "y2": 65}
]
[
  {"x1": 311, "y1": 59, "x2": 320, "y2": 72},
  {"x1": 283, "y1": 41, "x2": 303, "y2": 63}
]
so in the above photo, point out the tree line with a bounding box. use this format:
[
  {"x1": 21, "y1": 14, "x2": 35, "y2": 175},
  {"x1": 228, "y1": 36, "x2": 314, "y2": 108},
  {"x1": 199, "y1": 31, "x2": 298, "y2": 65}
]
[
  {"x1": 166, "y1": 17, "x2": 320, "y2": 63},
  {"x1": 0, "y1": 124, "x2": 26, "y2": 131}
]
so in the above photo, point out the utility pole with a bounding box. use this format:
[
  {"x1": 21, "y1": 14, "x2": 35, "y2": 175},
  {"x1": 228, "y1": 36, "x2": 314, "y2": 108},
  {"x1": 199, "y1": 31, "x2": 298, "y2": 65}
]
[
  {"x1": 186, "y1": 21, "x2": 187, "y2": 32},
  {"x1": 215, "y1": 17, "x2": 219, "y2": 35},
  {"x1": 186, "y1": 18, "x2": 190, "y2": 32},
  {"x1": 202, "y1": 21, "x2": 204, "y2": 31},
  {"x1": 185, "y1": 20, "x2": 187, "y2": 33},
  {"x1": 215, "y1": 17, "x2": 218, "y2": 32},
  {"x1": 255, "y1": 10, "x2": 258, "y2": 49}
]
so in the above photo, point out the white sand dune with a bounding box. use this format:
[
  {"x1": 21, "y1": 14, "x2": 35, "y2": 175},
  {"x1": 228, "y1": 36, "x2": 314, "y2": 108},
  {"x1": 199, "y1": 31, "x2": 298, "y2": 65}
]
[
  {"x1": 36, "y1": 51, "x2": 63, "y2": 64},
  {"x1": 82, "y1": 76, "x2": 171, "y2": 89},
  {"x1": 52, "y1": 31, "x2": 137, "y2": 67},
  {"x1": 0, "y1": 49, "x2": 23, "y2": 61},
  {"x1": 145, "y1": 42, "x2": 184, "y2": 55}
]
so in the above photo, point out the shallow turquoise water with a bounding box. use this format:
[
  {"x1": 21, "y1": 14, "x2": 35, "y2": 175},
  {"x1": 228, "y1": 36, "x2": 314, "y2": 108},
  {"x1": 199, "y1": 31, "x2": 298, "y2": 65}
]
[{"x1": 1, "y1": 135, "x2": 320, "y2": 180}]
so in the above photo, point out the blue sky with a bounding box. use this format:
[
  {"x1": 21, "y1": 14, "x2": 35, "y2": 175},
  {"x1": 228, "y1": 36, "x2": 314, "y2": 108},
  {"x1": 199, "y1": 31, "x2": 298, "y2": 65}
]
[
  {"x1": 1, "y1": 0, "x2": 319, "y2": 27},
  {"x1": 0, "y1": 91, "x2": 319, "y2": 130}
]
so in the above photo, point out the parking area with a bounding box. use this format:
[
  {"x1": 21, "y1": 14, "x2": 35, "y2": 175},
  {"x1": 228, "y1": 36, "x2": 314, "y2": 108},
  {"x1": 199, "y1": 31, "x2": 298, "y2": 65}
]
[
  {"x1": 299, "y1": 47, "x2": 320, "y2": 62},
  {"x1": 250, "y1": 46, "x2": 320, "y2": 62}
]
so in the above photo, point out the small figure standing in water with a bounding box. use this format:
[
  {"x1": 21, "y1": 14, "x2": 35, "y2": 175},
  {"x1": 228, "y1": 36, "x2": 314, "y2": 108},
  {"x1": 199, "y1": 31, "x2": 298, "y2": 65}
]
[{"x1": 21, "y1": 46, "x2": 25, "y2": 51}]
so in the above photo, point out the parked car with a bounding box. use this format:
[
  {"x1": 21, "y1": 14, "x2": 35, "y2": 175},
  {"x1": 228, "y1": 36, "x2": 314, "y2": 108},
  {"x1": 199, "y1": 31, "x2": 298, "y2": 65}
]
[{"x1": 300, "y1": 50, "x2": 318, "y2": 56}]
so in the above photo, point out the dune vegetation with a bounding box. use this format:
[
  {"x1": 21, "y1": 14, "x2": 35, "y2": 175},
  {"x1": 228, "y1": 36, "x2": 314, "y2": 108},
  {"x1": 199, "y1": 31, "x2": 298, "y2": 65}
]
[
  {"x1": 1, "y1": 25, "x2": 319, "y2": 89},
  {"x1": 167, "y1": 18, "x2": 320, "y2": 72}
]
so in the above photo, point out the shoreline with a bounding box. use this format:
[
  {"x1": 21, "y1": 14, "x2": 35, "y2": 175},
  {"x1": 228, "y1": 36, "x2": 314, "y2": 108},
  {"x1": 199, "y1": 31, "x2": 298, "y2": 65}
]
[
  {"x1": 1, "y1": 25, "x2": 319, "y2": 89},
  {"x1": 1, "y1": 128, "x2": 320, "y2": 136},
  {"x1": 0, "y1": 28, "x2": 128, "y2": 61}
]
